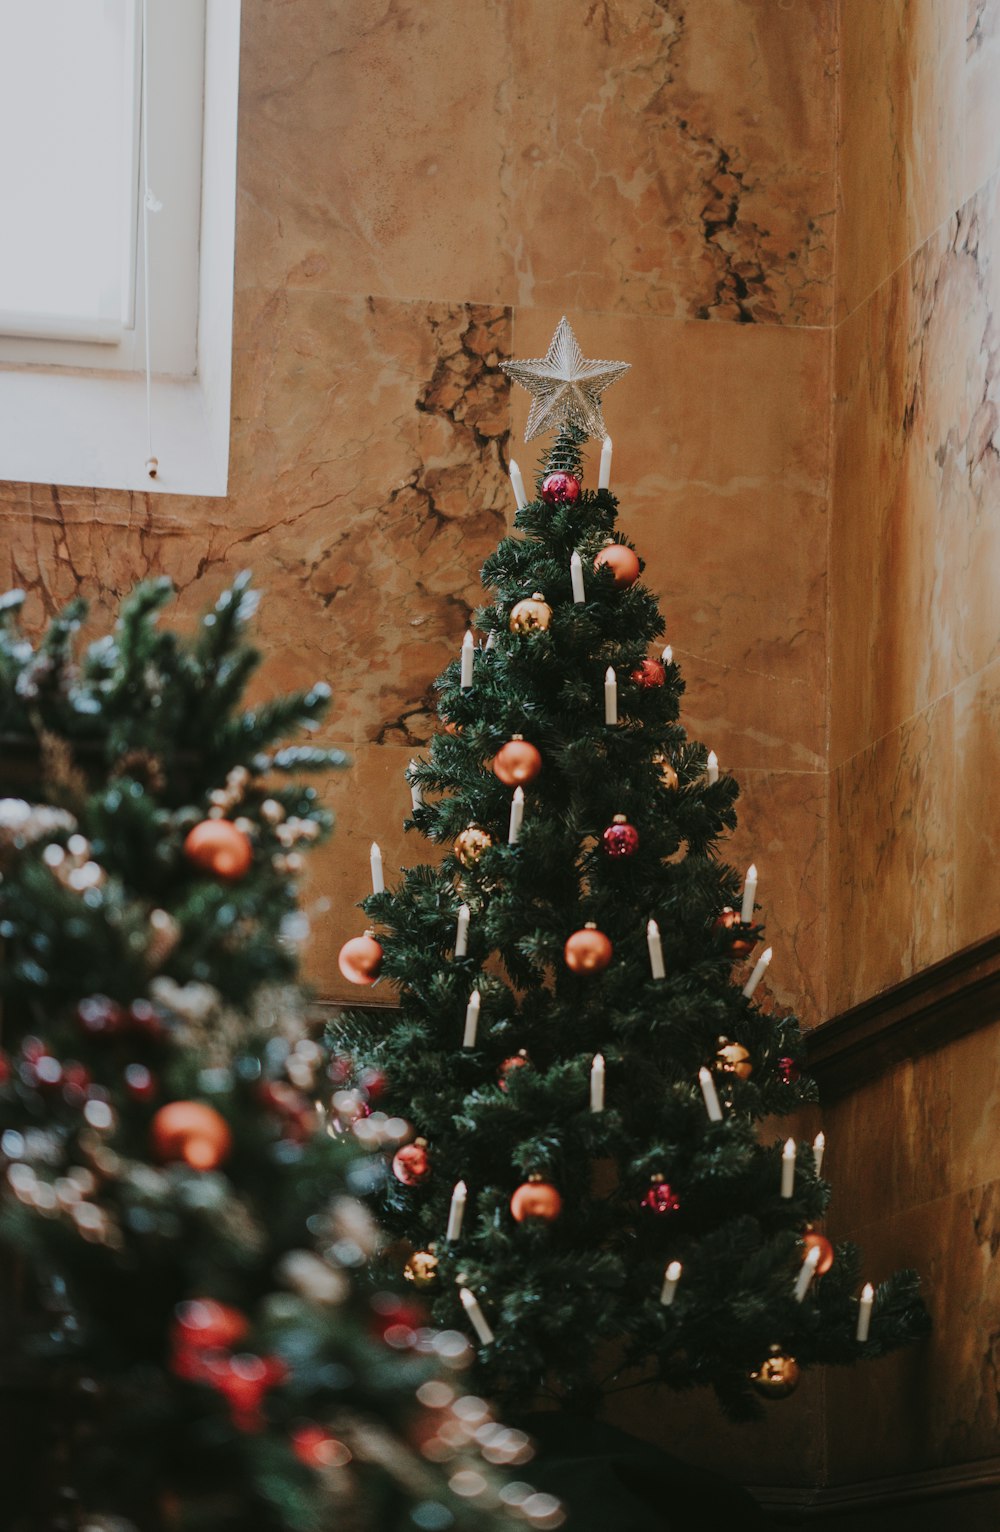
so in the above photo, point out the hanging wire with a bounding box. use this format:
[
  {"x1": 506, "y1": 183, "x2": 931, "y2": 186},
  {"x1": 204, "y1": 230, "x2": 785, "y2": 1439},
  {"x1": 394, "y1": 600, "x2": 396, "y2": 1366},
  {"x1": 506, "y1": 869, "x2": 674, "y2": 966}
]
[{"x1": 141, "y1": 0, "x2": 157, "y2": 478}]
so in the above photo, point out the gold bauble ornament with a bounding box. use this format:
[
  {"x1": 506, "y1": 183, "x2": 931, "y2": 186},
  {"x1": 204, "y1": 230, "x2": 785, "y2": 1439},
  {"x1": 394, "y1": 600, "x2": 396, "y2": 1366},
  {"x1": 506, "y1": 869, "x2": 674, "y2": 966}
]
[
  {"x1": 715, "y1": 1038, "x2": 753, "y2": 1080},
  {"x1": 803, "y1": 1230, "x2": 835, "y2": 1275},
  {"x1": 404, "y1": 1248, "x2": 439, "y2": 1289},
  {"x1": 509, "y1": 593, "x2": 552, "y2": 634},
  {"x1": 653, "y1": 753, "x2": 679, "y2": 791},
  {"x1": 750, "y1": 1347, "x2": 800, "y2": 1399},
  {"x1": 564, "y1": 922, "x2": 613, "y2": 974},
  {"x1": 454, "y1": 824, "x2": 494, "y2": 868}
]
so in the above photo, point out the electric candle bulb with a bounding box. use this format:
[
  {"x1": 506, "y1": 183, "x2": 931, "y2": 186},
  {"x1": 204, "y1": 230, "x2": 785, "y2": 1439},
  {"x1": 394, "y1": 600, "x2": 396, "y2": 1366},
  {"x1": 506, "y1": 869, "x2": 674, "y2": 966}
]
[
  {"x1": 570, "y1": 550, "x2": 586, "y2": 603},
  {"x1": 605, "y1": 667, "x2": 618, "y2": 725},
  {"x1": 698, "y1": 1066, "x2": 723, "y2": 1122},
  {"x1": 742, "y1": 946, "x2": 772, "y2": 999},
  {"x1": 460, "y1": 1286, "x2": 494, "y2": 1345},
  {"x1": 370, "y1": 841, "x2": 384, "y2": 895},
  {"x1": 460, "y1": 630, "x2": 475, "y2": 690},
  {"x1": 599, "y1": 436, "x2": 613, "y2": 490},
  {"x1": 813, "y1": 1131, "x2": 826, "y2": 1176},
  {"x1": 794, "y1": 1243, "x2": 822, "y2": 1301},
  {"x1": 706, "y1": 750, "x2": 719, "y2": 785},
  {"x1": 408, "y1": 761, "x2": 423, "y2": 812},
  {"x1": 454, "y1": 903, "x2": 470, "y2": 958},
  {"x1": 447, "y1": 1179, "x2": 467, "y2": 1241},
  {"x1": 508, "y1": 786, "x2": 524, "y2": 845},
  {"x1": 646, "y1": 918, "x2": 666, "y2": 980},
  {"x1": 509, "y1": 460, "x2": 527, "y2": 510},
  {"x1": 740, "y1": 863, "x2": 758, "y2": 925},
  {"x1": 660, "y1": 1260, "x2": 682, "y2": 1307},
  {"x1": 463, "y1": 989, "x2": 481, "y2": 1049},
  {"x1": 485, "y1": 629, "x2": 497, "y2": 651},
  {"x1": 781, "y1": 1138, "x2": 796, "y2": 1198},
  {"x1": 661, "y1": 644, "x2": 673, "y2": 666},
  {"x1": 856, "y1": 1282, "x2": 874, "y2": 1342},
  {"x1": 590, "y1": 1054, "x2": 605, "y2": 1112}
]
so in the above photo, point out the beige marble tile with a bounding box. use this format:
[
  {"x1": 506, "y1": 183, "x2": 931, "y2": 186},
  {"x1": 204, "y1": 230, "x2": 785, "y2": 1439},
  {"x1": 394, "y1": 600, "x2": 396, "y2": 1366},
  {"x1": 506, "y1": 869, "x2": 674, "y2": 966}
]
[
  {"x1": 508, "y1": 0, "x2": 836, "y2": 325},
  {"x1": 235, "y1": 0, "x2": 513, "y2": 304},
  {"x1": 954, "y1": 657, "x2": 1000, "y2": 951},
  {"x1": 827, "y1": 698, "x2": 956, "y2": 1015}
]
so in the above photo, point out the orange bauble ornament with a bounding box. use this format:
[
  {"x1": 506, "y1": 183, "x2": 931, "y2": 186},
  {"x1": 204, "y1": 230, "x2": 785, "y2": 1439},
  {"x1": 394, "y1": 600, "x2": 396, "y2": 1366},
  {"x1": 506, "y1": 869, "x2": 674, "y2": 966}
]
[
  {"x1": 564, "y1": 923, "x2": 613, "y2": 973},
  {"x1": 715, "y1": 1038, "x2": 753, "y2": 1080},
  {"x1": 338, "y1": 931, "x2": 383, "y2": 986},
  {"x1": 654, "y1": 754, "x2": 680, "y2": 791},
  {"x1": 510, "y1": 1176, "x2": 562, "y2": 1223},
  {"x1": 493, "y1": 736, "x2": 542, "y2": 786},
  {"x1": 750, "y1": 1347, "x2": 800, "y2": 1399},
  {"x1": 152, "y1": 1100, "x2": 232, "y2": 1170},
  {"x1": 713, "y1": 906, "x2": 756, "y2": 959},
  {"x1": 803, "y1": 1231, "x2": 835, "y2": 1275},
  {"x1": 594, "y1": 543, "x2": 640, "y2": 589},
  {"x1": 392, "y1": 1139, "x2": 431, "y2": 1186},
  {"x1": 454, "y1": 824, "x2": 494, "y2": 868},
  {"x1": 183, "y1": 819, "x2": 253, "y2": 880}
]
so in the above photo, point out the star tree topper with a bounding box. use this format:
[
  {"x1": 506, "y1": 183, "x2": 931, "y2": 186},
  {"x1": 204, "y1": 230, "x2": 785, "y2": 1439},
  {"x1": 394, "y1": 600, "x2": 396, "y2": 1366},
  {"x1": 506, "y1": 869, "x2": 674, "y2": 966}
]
[{"x1": 501, "y1": 316, "x2": 630, "y2": 443}]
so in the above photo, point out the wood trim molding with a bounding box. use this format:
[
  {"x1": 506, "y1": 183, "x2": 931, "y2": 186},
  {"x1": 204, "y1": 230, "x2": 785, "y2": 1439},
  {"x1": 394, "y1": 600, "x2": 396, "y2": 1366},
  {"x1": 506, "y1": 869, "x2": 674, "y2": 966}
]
[
  {"x1": 751, "y1": 1453, "x2": 1000, "y2": 1521},
  {"x1": 805, "y1": 931, "x2": 1000, "y2": 1098}
]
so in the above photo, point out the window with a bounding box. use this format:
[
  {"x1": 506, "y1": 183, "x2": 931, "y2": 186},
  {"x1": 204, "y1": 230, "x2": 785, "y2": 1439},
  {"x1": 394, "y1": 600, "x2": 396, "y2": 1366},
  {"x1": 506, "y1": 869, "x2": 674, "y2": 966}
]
[{"x1": 0, "y1": 0, "x2": 241, "y2": 496}]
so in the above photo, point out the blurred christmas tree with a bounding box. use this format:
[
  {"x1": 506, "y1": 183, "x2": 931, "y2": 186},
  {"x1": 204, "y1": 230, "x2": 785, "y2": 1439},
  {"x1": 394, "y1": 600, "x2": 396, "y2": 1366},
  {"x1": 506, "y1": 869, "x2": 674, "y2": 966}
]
[
  {"x1": 334, "y1": 319, "x2": 928, "y2": 1425},
  {"x1": 0, "y1": 576, "x2": 560, "y2": 1532}
]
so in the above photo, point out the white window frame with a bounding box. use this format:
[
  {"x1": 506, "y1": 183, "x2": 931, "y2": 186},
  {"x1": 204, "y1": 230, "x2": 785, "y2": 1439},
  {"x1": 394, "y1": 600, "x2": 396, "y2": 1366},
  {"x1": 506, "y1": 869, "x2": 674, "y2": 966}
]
[{"x1": 0, "y1": 0, "x2": 241, "y2": 497}]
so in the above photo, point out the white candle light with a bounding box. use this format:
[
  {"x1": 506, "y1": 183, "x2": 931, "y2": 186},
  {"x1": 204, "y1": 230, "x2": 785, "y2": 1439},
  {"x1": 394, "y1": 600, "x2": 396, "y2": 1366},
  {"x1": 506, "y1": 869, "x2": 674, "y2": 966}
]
[
  {"x1": 447, "y1": 1179, "x2": 467, "y2": 1241},
  {"x1": 590, "y1": 1053, "x2": 605, "y2": 1112},
  {"x1": 599, "y1": 436, "x2": 613, "y2": 490},
  {"x1": 740, "y1": 863, "x2": 758, "y2": 925},
  {"x1": 508, "y1": 786, "x2": 524, "y2": 845},
  {"x1": 706, "y1": 750, "x2": 719, "y2": 784},
  {"x1": 455, "y1": 903, "x2": 470, "y2": 958},
  {"x1": 509, "y1": 460, "x2": 527, "y2": 510},
  {"x1": 794, "y1": 1243, "x2": 822, "y2": 1302},
  {"x1": 408, "y1": 761, "x2": 423, "y2": 812},
  {"x1": 813, "y1": 1131, "x2": 826, "y2": 1176},
  {"x1": 661, "y1": 644, "x2": 673, "y2": 666},
  {"x1": 460, "y1": 1286, "x2": 494, "y2": 1345},
  {"x1": 659, "y1": 1260, "x2": 682, "y2": 1307},
  {"x1": 570, "y1": 550, "x2": 586, "y2": 604},
  {"x1": 370, "y1": 841, "x2": 384, "y2": 895},
  {"x1": 646, "y1": 918, "x2": 666, "y2": 980},
  {"x1": 856, "y1": 1282, "x2": 874, "y2": 1342},
  {"x1": 698, "y1": 1066, "x2": 723, "y2": 1122},
  {"x1": 460, "y1": 630, "x2": 475, "y2": 690},
  {"x1": 781, "y1": 1138, "x2": 796, "y2": 1198},
  {"x1": 742, "y1": 946, "x2": 772, "y2": 999},
  {"x1": 463, "y1": 988, "x2": 481, "y2": 1049},
  {"x1": 605, "y1": 666, "x2": 618, "y2": 725}
]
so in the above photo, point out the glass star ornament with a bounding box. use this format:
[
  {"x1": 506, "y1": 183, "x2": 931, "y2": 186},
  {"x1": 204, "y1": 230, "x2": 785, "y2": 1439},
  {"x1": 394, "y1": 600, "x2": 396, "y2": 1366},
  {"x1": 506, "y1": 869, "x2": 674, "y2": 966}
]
[{"x1": 501, "y1": 315, "x2": 630, "y2": 442}]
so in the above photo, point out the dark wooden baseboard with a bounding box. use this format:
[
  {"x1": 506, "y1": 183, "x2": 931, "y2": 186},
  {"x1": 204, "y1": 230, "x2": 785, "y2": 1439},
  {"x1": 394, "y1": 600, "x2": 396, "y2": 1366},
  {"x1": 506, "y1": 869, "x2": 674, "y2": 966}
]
[
  {"x1": 805, "y1": 931, "x2": 1000, "y2": 1098},
  {"x1": 751, "y1": 1453, "x2": 1000, "y2": 1522}
]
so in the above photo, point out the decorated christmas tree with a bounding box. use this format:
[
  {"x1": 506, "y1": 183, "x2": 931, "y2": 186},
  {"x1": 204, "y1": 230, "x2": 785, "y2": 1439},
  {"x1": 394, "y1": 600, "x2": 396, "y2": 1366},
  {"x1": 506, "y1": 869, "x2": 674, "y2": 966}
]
[
  {"x1": 334, "y1": 319, "x2": 928, "y2": 1425},
  {"x1": 0, "y1": 577, "x2": 561, "y2": 1532}
]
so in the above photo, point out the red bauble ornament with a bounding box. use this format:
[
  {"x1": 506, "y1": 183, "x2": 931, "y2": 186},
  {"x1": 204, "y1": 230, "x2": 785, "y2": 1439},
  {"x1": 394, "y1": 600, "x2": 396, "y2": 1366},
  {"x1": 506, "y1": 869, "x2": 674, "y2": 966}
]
[
  {"x1": 0, "y1": 1051, "x2": 10, "y2": 1086},
  {"x1": 77, "y1": 994, "x2": 126, "y2": 1036},
  {"x1": 641, "y1": 1176, "x2": 680, "y2": 1215},
  {"x1": 184, "y1": 819, "x2": 253, "y2": 880},
  {"x1": 601, "y1": 815, "x2": 639, "y2": 858},
  {"x1": 292, "y1": 1424, "x2": 352, "y2": 1470},
  {"x1": 803, "y1": 1231, "x2": 834, "y2": 1275},
  {"x1": 173, "y1": 1298, "x2": 248, "y2": 1355},
  {"x1": 151, "y1": 1100, "x2": 232, "y2": 1170},
  {"x1": 777, "y1": 1056, "x2": 801, "y2": 1084},
  {"x1": 359, "y1": 1065, "x2": 386, "y2": 1100},
  {"x1": 392, "y1": 1139, "x2": 431, "y2": 1186},
  {"x1": 631, "y1": 658, "x2": 665, "y2": 688},
  {"x1": 124, "y1": 1062, "x2": 157, "y2": 1102},
  {"x1": 594, "y1": 543, "x2": 640, "y2": 589},
  {"x1": 338, "y1": 931, "x2": 383, "y2": 986},
  {"x1": 540, "y1": 471, "x2": 581, "y2": 506},
  {"x1": 215, "y1": 1352, "x2": 288, "y2": 1433},
  {"x1": 499, "y1": 1051, "x2": 528, "y2": 1090},
  {"x1": 564, "y1": 924, "x2": 613, "y2": 973},
  {"x1": 493, "y1": 736, "x2": 543, "y2": 786},
  {"x1": 442, "y1": 718, "x2": 462, "y2": 737},
  {"x1": 713, "y1": 907, "x2": 756, "y2": 959},
  {"x1": 510, "y1": 1177, "x2": 562, "y2": 1222}
]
